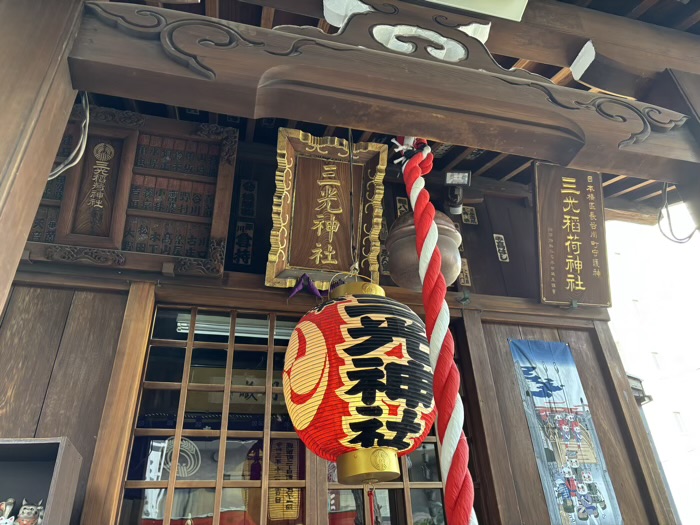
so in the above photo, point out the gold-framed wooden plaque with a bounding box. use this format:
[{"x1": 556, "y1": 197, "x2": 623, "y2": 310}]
[{"x1": 266, "y1": 128, "x2": 387, "y2": 290}]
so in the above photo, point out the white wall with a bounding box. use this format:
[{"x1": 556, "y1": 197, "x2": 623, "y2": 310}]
[{"x1": 606, "y1": 203, "x2": 700, "y2": 525}]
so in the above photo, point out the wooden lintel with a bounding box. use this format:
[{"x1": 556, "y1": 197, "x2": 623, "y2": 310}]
[
  {"x1": 69, "y1": 3, "x2": 700, "y2": 185},
  {"x1": 241, "y1": 0, "x2": 700, "y2": 99}
]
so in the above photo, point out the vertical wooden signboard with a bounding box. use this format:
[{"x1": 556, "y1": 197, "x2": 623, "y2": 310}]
[{"x1": 536, "y1": 163, "x2": 611, "y2": 307}]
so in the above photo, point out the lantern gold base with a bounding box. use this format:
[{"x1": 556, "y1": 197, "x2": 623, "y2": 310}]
[
  {"x1": 330, "y1": 282, "x2": 385, "y2": 299},
  {"x1": 336, "y1": 448, "x2": 400, "y2": 484}
]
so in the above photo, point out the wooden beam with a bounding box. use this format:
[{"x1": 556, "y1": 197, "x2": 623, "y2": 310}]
[
  {"x1": 80, "y1": 282, "x2": 156, "y2": 525},
  {"x1": 551, "y1": 67, "x2": 575, "y2": 87},
  {"x1": 603, "y1": 174, "x2": 627, "y2": 187},
  {"x1": 318, "y1": 18, "x2": 332, "y2": 34},
  {"x1": 469, "y1": 175, "x2": 658, "y2": 223},
  {"x1": 512, "y1": 58, "x2": 536, "y2": 71},
  {"x1": 359, "y1": 131, "x2": 374, "y2": 142},
  {"x1": 239, "y1": 0, "x2": 322, "y2": 18},
  {"x1": 607, "y1": 179, "x2": 656, "y2": 198},
  {"x1": 443, "y1": 147, "x2": 476, "y2": 171},
  {"x1": 603, "y1": 197, "x2": 659, "y2": 225},
  {"x1": 635, "y1": 184, "x2": 676, "y2": 201},
  {"x1": 70, "y1": 3, "x2": 700, "y2": 185},
  {"x1": 261, "y1": 7, "x2": 276, "y2": 29},
  {"x1": 675, "y1": 8, "x2": 700, "y2": 31},
  {"x1": 474, "y1": 153, "x2": 508, "y2": 177},
  {"x1": 323, "y1": 125, "x2": 336, "y2": 137},
  {"x1": 0, "y1": 0, "x2": 82, "y2": 313},
  {"x1": 500, "y1": 160, "x2": 532, "y2": 181},
  {"x1": 627, "y1": 0, "x2": 659, "y2": 19},
  {"x1": 243, "y1": 0, "x2": 700, "y2": 99}
]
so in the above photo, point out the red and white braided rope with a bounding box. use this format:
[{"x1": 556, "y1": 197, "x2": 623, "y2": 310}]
[{"x1": 396, "y1": 136, "x2": 477, "y2": 525}]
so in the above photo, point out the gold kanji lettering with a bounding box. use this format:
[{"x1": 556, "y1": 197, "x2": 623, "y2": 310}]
[
  {"x1": 566, "y1": 234, "x2": 582, "y2": 255},
  {"x1": 563, "y1": 196, "x2": 580, "y2": 213},
  {"x1": 562, "y1": 215, "x2": 581, "y2": 233},
  {"x1": 321, "y1": 163, "x2": 338, "y2": 178},
  {"x1": 316, "y1": 185, "x2": 343, "y2": 214},
  {"x1": 566, "y1": 274, "x2": 586, "y2": 291},
  {"x1": 565, "y1": 255, "x2": 583, "y2": 273},
  {"x1": 312, "y1": 214, "x2": 340, "y2": 242},
  {"x1": 310, "y1": 243, "x2": 338, "y2": 265},
  {"x1": 561, "y1": 177, "x2": 580, "y2": 195}
]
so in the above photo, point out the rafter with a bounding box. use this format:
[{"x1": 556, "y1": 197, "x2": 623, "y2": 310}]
[
  {"x1": 603, "y1": 175, "x2": 627, "y2": 187},
  {"x1": 636, "y1": 185, "x2": 676, "y2": 202},
  {"x1": 261, "y1": 7, "x2": 275, "y2": 29},
  {"x1": 607, "y1": 179, "x2": 656, "y2": 199},
  {"x1": 551, "y1": 67, "x2": 575, "y2": 87},
  {"x1": 443, "y1": 147, "x2": 477, "y2": 172},
  {"x1": 675, "y1": 8, "x2": 700, "y2": 31},
  {"x1": 359, "y1": 131, "x2": 373, "y2": 142},
  {"x1": 501, "y1": 160, "x2": 533, "y2": 181},
  {"x1": 205, "y1": 0, "x2": 219, "y2": 18},
  {"x1": 324, "y1": 125, "x2": 336, "y2": 136},
  {"x1": 474, "y1": 153, "x2": 508, "y2": 177},
  {"x1": 318, "y1": 18, "x2": 332, "y2": 33},
  {"x1": 627, "y1": 0, "x2": 659, "y2": 19},
  {"x1": 512, "y1": 58, "x2": 537, "y2": 71}
]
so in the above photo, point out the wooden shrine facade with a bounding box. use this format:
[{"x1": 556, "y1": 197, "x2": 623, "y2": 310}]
[{"x1": 2, "y1": 1, "x2": 700, "y2": 525}]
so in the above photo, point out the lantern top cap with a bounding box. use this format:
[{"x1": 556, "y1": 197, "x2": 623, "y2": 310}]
[{"x1": 330, "y1": 282, "x2": 385, "y2": 299}]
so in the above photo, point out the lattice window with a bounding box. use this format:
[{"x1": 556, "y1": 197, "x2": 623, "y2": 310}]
[{"x1": 120, "y1": 308, "x2": 304, "y2": 525}]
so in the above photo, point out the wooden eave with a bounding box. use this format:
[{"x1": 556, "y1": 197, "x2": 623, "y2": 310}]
[{"x1": 70, "y1": 3, "x2": 699, "y2": 187}]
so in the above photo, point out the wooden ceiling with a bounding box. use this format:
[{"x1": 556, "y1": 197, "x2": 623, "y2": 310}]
[{"x1": 105, "y1": 0, "x2": 696, "y2": 213}]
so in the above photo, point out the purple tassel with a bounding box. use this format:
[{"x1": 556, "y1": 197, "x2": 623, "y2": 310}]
[{"x1": 288, "y1": 273, "x2": 323, "y2": 300}]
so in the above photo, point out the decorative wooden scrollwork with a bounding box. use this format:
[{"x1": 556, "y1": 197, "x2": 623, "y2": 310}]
[
  {"x1": 499, "y1": 77, "x2": 689, "y2": 147},
  {"x1": 174, "y1": 238, "x2": 226, "y2": 276},
  {"x1": 197, "y1": 124, "x2": 239, "y2": 165},
  {"x1": 278, "y1": 0, "x2": 549, "y2": 82},
  {"x1": 45, "y1": 245, "x2": 127, "y2": 266},
  {"x1": 86, "y1": 2, "x2": 265, "y2": 80}
]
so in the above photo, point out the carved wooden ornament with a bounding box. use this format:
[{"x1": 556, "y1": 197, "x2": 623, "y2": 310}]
[{"x1": 266, "y1": 129, "x2": 387, "y2": 290}]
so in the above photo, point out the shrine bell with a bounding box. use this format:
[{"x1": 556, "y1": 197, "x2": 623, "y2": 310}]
[
  {"x1": 283, "y1": 282, "x2": 436, "y2": 484},
  {"x1": 386, "y1": 211, "x2": 463, "y2": 291}
]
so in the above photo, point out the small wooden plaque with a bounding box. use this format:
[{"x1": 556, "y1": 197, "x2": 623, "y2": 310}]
[{"x1": 266, "y1": 129, "x2": 387, "y2": 290}]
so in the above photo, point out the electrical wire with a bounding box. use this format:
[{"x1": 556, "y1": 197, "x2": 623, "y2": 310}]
[
  {"x1": 48, "y1": 92, "x2": 90, "y2": 180},
  {"x1": 347, "y1": 128, "x2": 360, "y2": 277},
  {"x1": 657, "y1": 182, "x2": 698, "y2": 244}
]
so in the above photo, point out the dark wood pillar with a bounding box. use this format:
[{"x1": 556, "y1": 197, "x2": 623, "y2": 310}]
[{"x1": 0, "y1": 0, "x2": 83, "y2": 311}]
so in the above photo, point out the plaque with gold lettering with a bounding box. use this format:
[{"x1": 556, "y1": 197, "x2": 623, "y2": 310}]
[
  {"x1": 536, "y1": 163, "x2": 611, "y2": 307},
  {"x1": 266, "y1": 129, "x2": 387, "y2": 290},
  {"x1": 57, "y1": 126, "x2": 138, "y2": 249}
]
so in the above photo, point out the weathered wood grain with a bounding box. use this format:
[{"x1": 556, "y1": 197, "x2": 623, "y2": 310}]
[
  {"x1": 0, "y1": 287, "x2": 74, "y2": 438},
  {"x1": 482, "y1": 321, "x2": 550, "y2": 523},
  {"x1": 36, "y1": 291, "x2": 128, "y2": 525},
  {"x1": 0, "y1": 0, "x2": 81, "y2": 312},
  {"x1": 80, "y1": 282, "x2": 155, "y2": 525}
]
